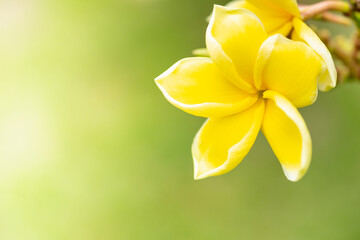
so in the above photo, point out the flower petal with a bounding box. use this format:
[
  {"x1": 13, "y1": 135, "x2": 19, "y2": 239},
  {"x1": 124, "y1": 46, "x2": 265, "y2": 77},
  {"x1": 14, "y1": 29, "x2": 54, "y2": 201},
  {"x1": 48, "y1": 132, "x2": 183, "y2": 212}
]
[
  {"x1": 155, "y1": 57, "x2": 258, "y2": 118},
  {"x1": 292, "y1": 18, "x2": 337, "y2": 91},
  {"x1": 226, "y1": 0, "x2": 296, "y2": 35},
  {"x1": 192, "y1": 100, "x2": 264, "y2": 179},
  {"x1": 206, "y1": 5, "x2": 267, "y2": 93},
  {"x1": 247, "y1": 0, "x2": 300, "y2": 18},
  {"x1": 262, "y1": 90, "x2": 311, "y2": 182},
  {"x1": 255, "y1": 34, "x2": 325, "y2": 108}
]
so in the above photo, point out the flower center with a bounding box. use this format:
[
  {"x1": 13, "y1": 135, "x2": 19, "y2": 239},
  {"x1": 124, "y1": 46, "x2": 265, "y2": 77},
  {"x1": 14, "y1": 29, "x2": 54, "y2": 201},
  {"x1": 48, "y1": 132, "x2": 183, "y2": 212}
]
[{"x1": 258, "y1": 90, "x2": 266, "y2": 99}]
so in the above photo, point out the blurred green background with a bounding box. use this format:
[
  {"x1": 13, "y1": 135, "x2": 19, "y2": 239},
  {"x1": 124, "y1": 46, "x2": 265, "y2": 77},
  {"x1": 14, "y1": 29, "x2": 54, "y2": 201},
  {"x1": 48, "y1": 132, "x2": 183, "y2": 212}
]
[{"x1": 0, "y1": 0, "x2": 359, "y2": 239}]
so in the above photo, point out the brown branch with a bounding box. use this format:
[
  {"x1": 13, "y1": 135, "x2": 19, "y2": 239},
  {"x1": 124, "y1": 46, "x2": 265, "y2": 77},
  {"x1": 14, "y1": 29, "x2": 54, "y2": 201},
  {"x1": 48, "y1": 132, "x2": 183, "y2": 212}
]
[
  {"x1": 301, "y1": 1, "x2": 351, "y2": 20},
  {"x1": 320, "y1": 12, "x2": 352, "y2": 26}
]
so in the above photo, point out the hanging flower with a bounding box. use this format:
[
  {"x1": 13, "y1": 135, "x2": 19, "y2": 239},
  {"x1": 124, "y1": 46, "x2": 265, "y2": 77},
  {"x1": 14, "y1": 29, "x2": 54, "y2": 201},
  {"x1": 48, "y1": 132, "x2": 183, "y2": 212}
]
[{"x1": 155, "y1": 5, "x2": 327, "y2": 182}]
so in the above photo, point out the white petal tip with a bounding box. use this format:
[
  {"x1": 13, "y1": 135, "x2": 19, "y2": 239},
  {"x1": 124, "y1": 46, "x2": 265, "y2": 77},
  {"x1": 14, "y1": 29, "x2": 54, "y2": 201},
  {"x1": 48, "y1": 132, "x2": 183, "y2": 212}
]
[
  {"x1": 283, "y1": 168, "x2": 308, "y2": 182},
  {"x1": 193, "y1": 164, "x2": 214, "y2": 180},
  {"x1": 213, "y1": 4, "x2": 224, "y2": 10},
  {"x1": 193, "y1": 158, "x2": 220, "y2": 180},
  {"x1": 194, "y1": 174, "x2": 207, "y2": 180},
  {"x1": 319, "y1": 83, "x2": 336, "y2": 92}
]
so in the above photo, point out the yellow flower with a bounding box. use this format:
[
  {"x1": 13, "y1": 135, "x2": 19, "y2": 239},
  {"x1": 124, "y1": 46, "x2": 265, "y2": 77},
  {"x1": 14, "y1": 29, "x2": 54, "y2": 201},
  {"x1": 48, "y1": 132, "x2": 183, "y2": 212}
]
[
  {"x1": 226, "y1": 0, "x2": 337, "y2": 91},
  {"x1": 155, "y1": 6, "x2": 326, "y2": 182}
]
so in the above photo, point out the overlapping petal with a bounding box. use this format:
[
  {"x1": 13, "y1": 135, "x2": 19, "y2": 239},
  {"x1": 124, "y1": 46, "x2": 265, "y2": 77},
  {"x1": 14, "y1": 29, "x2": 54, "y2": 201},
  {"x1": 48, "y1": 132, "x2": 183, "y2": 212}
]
[
  {"x1": 292, "y1": 18, "x2": 337, "y2": 91},
  {"x1": 247, "y1": 0, "x2": 300, "y2": 17},
  {"x1": 262, "y1": 90, "x2": 312, "y2": 182},
  {"x1": 206, "y1": 5, "x2": 267, "y2": 93},
  {"x1": 192, "y1": 100, "x2": 264, "y2": 179},
  {"x1": 226, "y1": 0, "x2": 298, "y2": 35},
  {"x1": 255, "y1": 34, "x2": 324, "y2": 108},
  {"x1": 155, "y1": 57, "x2": 258, "y2": 118}
]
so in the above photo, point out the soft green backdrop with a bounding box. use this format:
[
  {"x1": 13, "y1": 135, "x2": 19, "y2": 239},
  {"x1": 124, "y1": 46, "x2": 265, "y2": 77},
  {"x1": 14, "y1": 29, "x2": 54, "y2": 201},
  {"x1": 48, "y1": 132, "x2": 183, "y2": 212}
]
[{"x1": 0, "y1": 0, "x2": 359, "y2": 239}]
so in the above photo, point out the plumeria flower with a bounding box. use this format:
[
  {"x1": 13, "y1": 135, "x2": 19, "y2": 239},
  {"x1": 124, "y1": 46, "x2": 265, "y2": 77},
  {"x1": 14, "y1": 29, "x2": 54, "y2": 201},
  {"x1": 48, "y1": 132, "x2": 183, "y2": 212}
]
[
  {"x1": 226, "y1": 0, "x2": 337, "y2": 91},
  {"x1": 155, "y1": 5, "x2": 327, "y2": 182}
]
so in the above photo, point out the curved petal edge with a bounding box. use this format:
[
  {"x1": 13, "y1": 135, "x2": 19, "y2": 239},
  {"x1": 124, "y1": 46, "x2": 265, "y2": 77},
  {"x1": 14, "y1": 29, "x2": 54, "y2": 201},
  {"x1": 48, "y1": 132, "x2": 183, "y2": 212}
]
[
  {"x1": 155, "y1": 57, "x2": 258, "y2": 118},
  {"x1": 206, "y1": 5, "x2": 267, "y2": 93},
  {"x1": 262, "y1": 90, "x2": 312, "y2": 182},
  {"x1": 292, "y1": 18, "x2": 337, "y2": 92},
  {"x1": 192, "y1": 100, "x2": 265, "y2": 180},
  {"x1": 255, "y1": 34, "x2": 323, "y2": 108}
]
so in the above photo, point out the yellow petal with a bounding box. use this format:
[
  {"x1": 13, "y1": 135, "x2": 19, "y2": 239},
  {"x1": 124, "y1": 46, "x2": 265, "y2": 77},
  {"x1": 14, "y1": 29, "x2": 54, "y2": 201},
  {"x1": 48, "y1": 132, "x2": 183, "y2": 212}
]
[
  {"x1": 226, "y1": 0, "x2": 296, "y2": 35},
  {"x1": 246, "y1": 0, "x2": 300, "y2": 18},
  {"x1": 262, "y1": 90, "x2": 311, "y2": 182},
  {"x1": 292, "y1": 18, "x2": 337, "y2": 91},
  {"x1": 206, "y1": 5, "x2": 267, "y2": 93},
  {"x1": 192, "y1": 100, "x2": 264, "y2": 179},
  {"x1": 274, "y1": 21, "x2": 294, "y2": 36},
  {"x1": 255, "y1": 34, "x2": 324, "y2": 108},
  {"x1": 155, "y1": 57, "x2": 258, "y2": 118}
]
